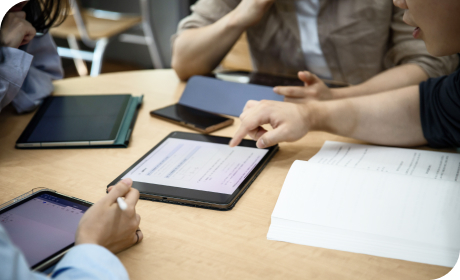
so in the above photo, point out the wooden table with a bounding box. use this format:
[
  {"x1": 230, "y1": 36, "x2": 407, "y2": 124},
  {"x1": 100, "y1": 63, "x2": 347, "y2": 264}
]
[{"x1": 0, "y1": 70, "x2": 451, "y2": 279}]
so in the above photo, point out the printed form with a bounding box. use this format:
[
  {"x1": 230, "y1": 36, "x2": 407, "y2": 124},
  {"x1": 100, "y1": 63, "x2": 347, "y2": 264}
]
[
  {"x1": 309, "y1": 141, "x2": 460, "y2": 182},
  {"x1": 123, "y1": 138, "x2": 268, "y2": 194}
]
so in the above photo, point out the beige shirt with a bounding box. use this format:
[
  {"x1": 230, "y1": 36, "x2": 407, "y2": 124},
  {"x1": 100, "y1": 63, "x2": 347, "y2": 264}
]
[{"x1": 174, "y1": 0, "x2": 458, "y2": 85}]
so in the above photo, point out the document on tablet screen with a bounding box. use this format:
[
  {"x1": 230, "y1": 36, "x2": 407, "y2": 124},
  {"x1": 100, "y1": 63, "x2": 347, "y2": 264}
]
[{"x1": 123, "y1": 138, "x2": 268, "y2": 194}]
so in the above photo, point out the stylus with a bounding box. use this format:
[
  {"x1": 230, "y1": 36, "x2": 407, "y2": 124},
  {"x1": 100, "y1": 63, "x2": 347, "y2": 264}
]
[{"x1": 117, "y1": 197, "x2": 128, "y2": 211}]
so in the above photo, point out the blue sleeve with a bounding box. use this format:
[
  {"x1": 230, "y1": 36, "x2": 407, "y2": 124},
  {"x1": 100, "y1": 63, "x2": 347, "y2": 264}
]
[
  {"x1": 9, "y1": 33, "x2": 63, "y2": 113},
  {"x1": 0, "y1": 47, "x2": 33, "y2": 112},
  {"x1": 0, "y1": 225, "x2": 49, "y2": 280},
  {"x1": 51, "y1": 244, "x2": 129, "y2": 280},
  {"x1": 0, "y1": 225, "x2": 129, "y2": 280},
  {"x1": 419, "y1": 69, "x2": 460, "y2": 148}
]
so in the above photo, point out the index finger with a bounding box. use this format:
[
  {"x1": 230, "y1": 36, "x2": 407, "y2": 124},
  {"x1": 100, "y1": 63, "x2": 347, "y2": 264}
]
[
  {"x1": 124, "y1": 187, "x2": 140, "y2": 209},
  {"x1": 273, "y1": 86, "x2": 306, "y2": 98},
  {"x1": 104, "y1": 178, "x2": 133, "y2": 203},
  {"x1": 230, "y1": 106, "x2": 269, "y2": 147}
]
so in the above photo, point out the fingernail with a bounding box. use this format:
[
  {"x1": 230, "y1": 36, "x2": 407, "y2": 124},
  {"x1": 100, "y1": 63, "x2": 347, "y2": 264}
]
[
  {"x1": 121, "y1": 178, "x2": 133, "y2": 185},
  {"x1": 258, "y1": 138, "x2": 266, "y2": 149},
  {"x1": 273, "y1": 87, "x2": 279, "y2": 92}
]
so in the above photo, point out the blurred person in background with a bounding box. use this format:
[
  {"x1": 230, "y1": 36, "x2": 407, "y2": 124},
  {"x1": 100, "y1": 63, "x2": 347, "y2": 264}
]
[
  {"x1": 229, "y1": 0, "x2": 460, "y2": 152},
  {"x1": 172, "y1": 0, "x2": 458, "y2": 101},
  {"x1": 0, "y1": 0, "x2": 68, "y2": 113}
]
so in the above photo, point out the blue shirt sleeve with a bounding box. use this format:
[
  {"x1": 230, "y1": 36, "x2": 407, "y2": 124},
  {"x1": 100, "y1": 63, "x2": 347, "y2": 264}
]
[
  {"x1": 0, "y1": 47, "x2": 33, "y2": 112},
  {"x1": 0, "y1": 225, "x2": 129, "y2": 280},
  {"x1": 0, "y1": 225, "x2": 49, "y2": 280},
  {"x1": 0, "y1": 32, "x2": 63, "y2": 113},
  {"x1": 51, "y1": 244, "x2": 129, "y2": 280}
]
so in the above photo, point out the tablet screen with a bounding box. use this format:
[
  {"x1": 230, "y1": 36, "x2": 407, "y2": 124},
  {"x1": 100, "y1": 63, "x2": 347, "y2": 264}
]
[
  {"x1": 122, "y1": 138, "x2": 269, "y2": 195},
  {"x1": 19, "y1": 95, "x2": 130, "y2": 143},
  {"x1": 0, "y1": 192, "x2": 91, "y2": 268}
]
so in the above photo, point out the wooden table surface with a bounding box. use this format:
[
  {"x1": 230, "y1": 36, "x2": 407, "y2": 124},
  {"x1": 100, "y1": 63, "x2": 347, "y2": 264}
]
[{"x1": 0, "y1": 70, "x2": 451, "y2": 279}]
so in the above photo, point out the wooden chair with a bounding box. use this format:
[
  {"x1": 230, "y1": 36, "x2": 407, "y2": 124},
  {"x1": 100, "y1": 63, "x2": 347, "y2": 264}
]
[{"x1": 51, "y1": 0, "x2": 163, "y2": 76}]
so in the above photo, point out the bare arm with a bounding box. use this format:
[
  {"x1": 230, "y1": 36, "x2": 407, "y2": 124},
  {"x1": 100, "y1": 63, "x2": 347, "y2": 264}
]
[
  {"x1": 230, "y1": 85, "x2": 426, "y2": 148},
  {"x1": 316, "y1": 85, "x2": 425, "y2": 146},
  {"x1": 331, "y1": 64, "x2": 428, "y2": 99},
  {"x1": 274, "y1": 64, "x2": 428, "y2": 101},
  {"x1": 172, "y1": 0, "x2": 274, "y2": 81},
  {"x1": 172, "y1": 14, "x2": 245, "y2": 81}
]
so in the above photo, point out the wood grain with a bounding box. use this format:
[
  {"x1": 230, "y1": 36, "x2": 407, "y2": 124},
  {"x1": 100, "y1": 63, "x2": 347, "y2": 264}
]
[{"x1": 0, "y1": 69, "x2": 451, "y2": 279}]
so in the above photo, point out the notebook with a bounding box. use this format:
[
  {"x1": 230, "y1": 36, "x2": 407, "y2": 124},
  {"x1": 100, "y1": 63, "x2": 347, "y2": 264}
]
[{"x1": 268, "y1": 141, "x2": 460, "y2": 267}]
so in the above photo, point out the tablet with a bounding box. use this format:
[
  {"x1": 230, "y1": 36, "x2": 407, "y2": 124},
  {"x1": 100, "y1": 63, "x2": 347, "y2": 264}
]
[
  {"x1": 109, "y1": 132, "x2": 278, "y2": 210},
  {"x1": 16, "y1": 95, "x2": 131, "y2": 147},
  {"x1": 0, "y1": 190, "x2": 92, "y2": 271}
]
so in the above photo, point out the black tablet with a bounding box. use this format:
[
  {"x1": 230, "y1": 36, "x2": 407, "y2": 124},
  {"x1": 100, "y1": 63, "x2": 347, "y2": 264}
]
[
  {"x1": 0, "y1": 190, "x2": 92, "y2": 271},
  {"x1": 109, "y1": 132, "x2": 278, "y2": 210},
  {"x1": 16, "y1": 95, "x2": 131, "y2": 148}
]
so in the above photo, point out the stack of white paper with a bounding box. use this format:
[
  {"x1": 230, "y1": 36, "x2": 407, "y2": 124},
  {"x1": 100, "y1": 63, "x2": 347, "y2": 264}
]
[{"x1": 268, "y1": 142, "x2": 460, "y2": 267}]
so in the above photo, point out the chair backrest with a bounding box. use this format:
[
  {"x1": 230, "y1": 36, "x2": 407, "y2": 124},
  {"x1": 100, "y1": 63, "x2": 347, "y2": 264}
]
[{"x1": 69, "y1": 0, "x2": 94, "y2": 46}]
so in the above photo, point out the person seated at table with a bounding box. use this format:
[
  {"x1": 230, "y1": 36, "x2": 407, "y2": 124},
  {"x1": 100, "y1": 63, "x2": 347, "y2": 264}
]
[
  {"x1": 0, "y1": 0, "x2": 68, "y2": 114},
  {"x1": 171, "y1": 0, "x2": 458, "y2": 100},
  {"x1": 1, "y1": 178, "x2": 142, "y2": 280},
  {"x1": 229, "y1": 0, "x2": 460, "y2": 151}
]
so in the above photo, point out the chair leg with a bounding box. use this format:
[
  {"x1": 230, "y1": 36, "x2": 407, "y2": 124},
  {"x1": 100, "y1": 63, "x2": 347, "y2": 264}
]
[
  {"x1": 90, "y1": 38, "x2": 109, "y2": 77},
  {"x1": 139, "y1": 0, "x2": 164, "y2": 69},
  {"x1": 67, "y1": 35, "x2": 89, "y2": 76}
]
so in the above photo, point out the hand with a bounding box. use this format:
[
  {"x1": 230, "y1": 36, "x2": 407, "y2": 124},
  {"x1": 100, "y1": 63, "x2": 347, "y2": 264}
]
[
  {"x1": 229, "y1": 0, "x2": 275, "y2": 28},
  {"x1": 75, "y1": 178, "x2": 143, "y2": 254},
  {"x1": 230, "y1": 100, "x2": 316, "y2": 148},
  {"x1": 274, "y1": 71, "x2": 334, "y2": 102},
  {"x1": 0, "y1": 12, "x2": 36, "y2": 48}
]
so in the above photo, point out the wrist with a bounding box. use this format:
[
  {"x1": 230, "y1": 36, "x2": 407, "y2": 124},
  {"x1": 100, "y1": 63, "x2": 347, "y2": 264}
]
[
  {"x1": 226, "y1": 9, "x2": 251, "y2": 31},
  {"x1": 304, "y1": 101, "x2": 327, "y2": 132},
  {"x1": 330, "y1": 87, "x2": 353, "y2": 99}
]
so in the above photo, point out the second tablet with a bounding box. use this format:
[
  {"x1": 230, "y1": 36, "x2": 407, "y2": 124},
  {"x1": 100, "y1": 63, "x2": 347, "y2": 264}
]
[{"x1": 108, "y1": 132, "x2": 278, "y2": 210}]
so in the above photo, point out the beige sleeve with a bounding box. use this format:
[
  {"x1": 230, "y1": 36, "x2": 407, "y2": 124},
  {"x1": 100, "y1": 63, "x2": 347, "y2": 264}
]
[
  {"x1": 383, "y1": 6, "x2": 458, "y2": 78},
  {"x1": 170, "y1": 0, "x2": 240, "y2": 47}
]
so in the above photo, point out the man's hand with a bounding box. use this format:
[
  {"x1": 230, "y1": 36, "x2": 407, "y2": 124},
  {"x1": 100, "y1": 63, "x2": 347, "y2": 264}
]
[
  {"x1": 229, "y1": 0, "x2": 275, "y2": 28},
  {"x1": 229, "y1": 100, "x2": 316, "y2": 148},
  {"x1": 75, "y1": 178, "x2": 143, "y2": 254},
  {"x1": 274, "y1": 71, "x2": 334, "y2": 102},
  {"x1": 1, "y1": 12, "x2": 36, "y2": 48}
]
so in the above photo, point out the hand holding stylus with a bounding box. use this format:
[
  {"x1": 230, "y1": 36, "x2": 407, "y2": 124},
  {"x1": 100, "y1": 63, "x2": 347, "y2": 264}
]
[{"x1": 76, "y1": 178, "x2": 143, "y2": 253}]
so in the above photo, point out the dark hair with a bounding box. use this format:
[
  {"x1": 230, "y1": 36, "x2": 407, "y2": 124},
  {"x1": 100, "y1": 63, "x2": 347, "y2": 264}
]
[{"x1": 23, "y1": 0, "x2": 71, "y2": 33}]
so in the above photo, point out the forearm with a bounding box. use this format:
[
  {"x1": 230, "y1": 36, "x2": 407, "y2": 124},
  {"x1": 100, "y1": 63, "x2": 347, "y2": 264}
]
[
  {"x1": 172, "y1": 12, "x2": 247, "y2": 81},
  {"x1": 312, "y1": 85, "x2": 427, "y2": 146},
  {"x1": 331, "y1": 64, "x2": 428, "y2": 99}
]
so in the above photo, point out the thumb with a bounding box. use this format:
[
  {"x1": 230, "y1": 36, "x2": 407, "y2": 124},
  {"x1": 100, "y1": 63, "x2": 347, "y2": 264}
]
[
  {"x1": 105, "y1": 178, "x2": 133, "y2": 202},
  {"x1": 256, "y1": 127, "x2": 285, "y2": 148},
  {"x1": 298, "y1": 71, "x2": 320, "y2": 86}
]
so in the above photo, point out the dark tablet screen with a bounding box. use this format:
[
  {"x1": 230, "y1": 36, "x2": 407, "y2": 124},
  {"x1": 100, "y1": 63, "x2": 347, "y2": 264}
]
[
  {"x1": 19, "y1": 95, "x2": 130, "y2": 143},
  {"x1": 0, "y1": 191, "x2": 91, "y2": 269}
]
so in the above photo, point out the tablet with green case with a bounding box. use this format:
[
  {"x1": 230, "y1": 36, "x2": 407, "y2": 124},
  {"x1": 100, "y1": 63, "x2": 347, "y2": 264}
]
[{"x1": 16, "y1": 94, "x2": 143, "y2": 148}]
